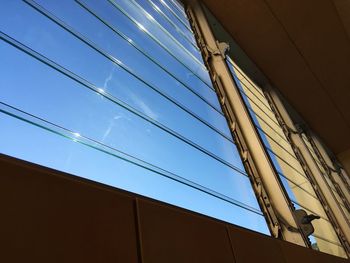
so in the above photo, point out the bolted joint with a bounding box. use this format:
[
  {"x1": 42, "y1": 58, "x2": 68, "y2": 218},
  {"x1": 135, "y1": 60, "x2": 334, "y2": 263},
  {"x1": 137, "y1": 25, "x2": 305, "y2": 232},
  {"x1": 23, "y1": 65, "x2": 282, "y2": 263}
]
[{"x1": 204, "y1": 41, "x2": 230, "y2": 60}]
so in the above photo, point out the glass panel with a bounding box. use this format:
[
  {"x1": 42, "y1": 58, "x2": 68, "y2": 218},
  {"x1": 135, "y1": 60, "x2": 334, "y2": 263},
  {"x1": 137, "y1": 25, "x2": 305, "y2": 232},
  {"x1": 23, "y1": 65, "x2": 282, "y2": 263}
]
[
  {"x1": 226, "y1": 57, "x2": 347, "y2": 257},
  {"x1": 0, "y1": 108, "x2": 269, "y2": 233},
  {"x1": 1, "y1": 0, "x2": 232, "y2": 159},
  {"x1": 129, "y1": 0, "x2": 201, "y2": 59},
  {"x1": 76, "y1": 0, "x2": 220, "y2": 112},
  {"x1": 0, "y1": 38, "x2": 255, "y2": 210},
  {"x1": 107, "y1": 0, "x2": 212, "y2": 86},
  {"x1": 147, "y1": 0, "x2": 196, "y2": 46},
  {"x1": 157, "y1": 0, "x2": 193, "y2": 32},
  {"x1": 0, "y1": 0, "x2": 268, "y2": 234}
]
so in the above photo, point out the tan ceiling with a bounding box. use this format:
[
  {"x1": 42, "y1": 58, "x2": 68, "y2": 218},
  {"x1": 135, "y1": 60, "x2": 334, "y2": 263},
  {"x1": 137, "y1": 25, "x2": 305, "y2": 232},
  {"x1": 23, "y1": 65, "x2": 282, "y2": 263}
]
[{"x1": 200, "y1": 0, "x2": 350, "y2": 154}]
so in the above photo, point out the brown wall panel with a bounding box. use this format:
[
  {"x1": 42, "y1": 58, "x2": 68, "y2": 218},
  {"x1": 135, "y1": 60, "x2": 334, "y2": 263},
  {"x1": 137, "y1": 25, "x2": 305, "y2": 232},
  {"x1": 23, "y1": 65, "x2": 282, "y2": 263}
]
[
  {"x1": 280, "y1": 240, "x2": 349, "y2": 262},
  {"x1": 137, "y1": 198, "x2": 235, "y2": 263},
  {"x1": 0, "y1": 156, "x2": 139, "y2": 263},
  {"x1": 264, "y1": 0, "x2": 350, "y2": 141},
  {"x1": 0, "y1": 154, "x2": 348, "y2": 262},
  {"x1": 228, "y1": 225, "x2": 286, "y2": 263}
]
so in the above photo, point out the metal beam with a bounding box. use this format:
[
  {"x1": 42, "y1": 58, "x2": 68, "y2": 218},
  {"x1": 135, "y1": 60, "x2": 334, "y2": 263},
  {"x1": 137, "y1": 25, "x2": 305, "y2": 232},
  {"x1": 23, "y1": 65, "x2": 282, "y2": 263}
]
[
  {"x1": 185, "y1": 0, "x2": 307, "y2": 246},
  {"x1": 311, "y1": 134, "x2": 350, "y2": 215},
  {"x1": 266, "y1": 86, "x2": 350, "y2": 256}
]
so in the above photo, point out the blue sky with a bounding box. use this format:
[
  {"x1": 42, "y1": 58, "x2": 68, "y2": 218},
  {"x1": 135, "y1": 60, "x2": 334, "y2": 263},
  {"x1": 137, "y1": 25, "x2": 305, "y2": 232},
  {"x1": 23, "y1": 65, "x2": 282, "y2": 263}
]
[{"x1": 0, "y1": 0, "x2": 269, "y2": 234}]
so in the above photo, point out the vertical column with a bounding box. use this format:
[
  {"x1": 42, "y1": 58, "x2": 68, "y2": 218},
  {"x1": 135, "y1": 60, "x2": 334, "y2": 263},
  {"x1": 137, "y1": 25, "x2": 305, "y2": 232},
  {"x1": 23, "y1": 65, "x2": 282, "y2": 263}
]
[
  {"x1": 266, "y1": 86, "x2": 350, "y2": 256},
  {"x1": 185, "y1": 0, "x2": 306, "y2": 246}
]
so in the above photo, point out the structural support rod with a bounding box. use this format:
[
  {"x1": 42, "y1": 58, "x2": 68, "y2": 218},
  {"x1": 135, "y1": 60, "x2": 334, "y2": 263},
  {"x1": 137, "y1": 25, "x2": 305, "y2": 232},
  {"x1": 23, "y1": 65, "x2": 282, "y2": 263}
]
[
  {"x1": 311, "y1": 135, "x2": 350, "y2": 212},
  {"x1": 266, "y1": 86, "x2": 350, "y2": 255},
  {"x1": 186, "y1": 0, "x2": 306, "y2": 246}
]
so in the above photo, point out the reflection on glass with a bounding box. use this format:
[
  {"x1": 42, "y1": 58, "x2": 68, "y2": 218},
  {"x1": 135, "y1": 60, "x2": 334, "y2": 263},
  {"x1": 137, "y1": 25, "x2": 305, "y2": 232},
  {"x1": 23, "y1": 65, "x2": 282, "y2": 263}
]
[
  {"x1": 129, "y1": 0, "x2": 201, "y2": 60},
  {"x1": 145, "y1": 0, "x2": 197, "y2": 47},
  {"x1": 226, "y1": 57, "x2": 347, "y2": 258},
  {"x1": 107, "y1": 0, "x2": 212, "y2": 86},
  {"x1": 0, "y1": 0, "x2": 269, "y2": 234}
]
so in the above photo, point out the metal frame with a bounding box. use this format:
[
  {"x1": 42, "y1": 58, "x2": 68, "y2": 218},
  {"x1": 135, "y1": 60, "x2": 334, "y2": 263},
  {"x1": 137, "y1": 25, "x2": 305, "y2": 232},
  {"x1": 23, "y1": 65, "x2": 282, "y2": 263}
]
[
  {"x1": 185, "y1": 0, "x2": 307, "y2": 246},
  {"x1": 306, "y1": 133, "x2": 350, "y2": 214},
  {"x1": 312, "y1": 135, "x2": 350, "y2": 196},
  {"x1": 265, "y1": 86, "x2": 350, "y2": 256}
]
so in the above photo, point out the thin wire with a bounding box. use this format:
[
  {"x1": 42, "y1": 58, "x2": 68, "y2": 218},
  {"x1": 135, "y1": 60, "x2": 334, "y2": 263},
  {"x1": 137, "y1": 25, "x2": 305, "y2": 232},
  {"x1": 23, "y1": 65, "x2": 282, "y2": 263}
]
[
  {"x1": 23, "y1": 0, "x2": 232, "y2": 143},
  {"x1": 227, "y1": 58, "x2": 265, "y2": 97},
  {"x1": 248, "y1": 107, "x2": 289, "y2": 144},
  {"x1": 239, "y1": 88, "x2": 281, "y2": 128},
  {"x1": 76, "y1": 0, "x2": 223, "y2": 115},
  {"x1": 227, "y1": 59, "x2": 271, "y2": 109},
  {"x1": 277, "y1": 171, "x2": 318, "y2": 200},
  {"x1": 0, "y1": 31, "x2": 248, "y2": 179},
  {"x1": 0, "y1": 102, "x2": 264, "y2": 216},
  {"x1": 228, "y1": 66, "x2": 280, "y2": 127},
  {"x1": 237, "y1": 79, "x2": 273, "y2": 113},
  {"x1": 256, "y1": 125, "x2": 299, "y2": 162},
  {"x1": 230, "y1": 67, "x2": 292, "y2": 140},
  {"x1": 227, "y1": 59, "x2": 313, "y2": 189},
  {"x1": 266, "y1": 148, "x2": 309, "y2": 181}
]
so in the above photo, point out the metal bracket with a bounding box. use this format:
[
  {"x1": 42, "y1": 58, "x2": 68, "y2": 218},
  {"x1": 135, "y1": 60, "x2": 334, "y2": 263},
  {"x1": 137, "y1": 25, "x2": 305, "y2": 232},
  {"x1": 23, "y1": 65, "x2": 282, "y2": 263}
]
[
  {"x1": 230, "y1": 122, "x2": 237, "y2": 133},
  {"x1": 204, "y1": 41, "x2": 230, "y2": 59},
  {"x1": 294, "y1": 209, "x2": 320, "y2": 237},
  {"x1": 217, "y1": 41, "x2": 230, "y2": 58},
  {"x1": 242, "y1": 150, "x2": 249, "y2": 162},
  {"x1": 294, "y1": 123, "x2": 307, "y2": 134},
  {"x1": 274, "y1": 209, "x2": 300, "y2": 233}
]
